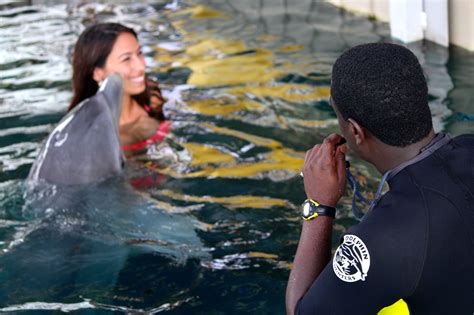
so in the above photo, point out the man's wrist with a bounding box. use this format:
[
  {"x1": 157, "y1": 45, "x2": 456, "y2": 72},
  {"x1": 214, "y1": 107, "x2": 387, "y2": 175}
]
[
  {"x1": 301, "y1": 199, "x2": 336, "y2": 220},
  {"x1": 305, "y1": 195, "x2": 338, "y2": 208}
]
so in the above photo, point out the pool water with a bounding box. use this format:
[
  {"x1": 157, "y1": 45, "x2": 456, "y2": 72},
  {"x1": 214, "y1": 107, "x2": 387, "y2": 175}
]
[{"x1": 0, "y1": 0, "x2": 473, "y2": 313}]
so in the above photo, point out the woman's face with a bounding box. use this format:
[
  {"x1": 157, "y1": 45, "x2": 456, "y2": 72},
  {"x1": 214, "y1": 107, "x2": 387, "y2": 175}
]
[{"x1": 94, "y1": 32, "x2": 146, "y2": 96}]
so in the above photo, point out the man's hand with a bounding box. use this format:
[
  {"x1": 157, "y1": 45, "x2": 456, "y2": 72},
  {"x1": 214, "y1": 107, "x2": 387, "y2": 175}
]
[{"x1": 302, "y1": 133, "x2": 348, "y2": 207}]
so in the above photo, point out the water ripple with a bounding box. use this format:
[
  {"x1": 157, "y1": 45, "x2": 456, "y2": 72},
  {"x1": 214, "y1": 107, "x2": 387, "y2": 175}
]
[{"x1": 0, "y1": 1, "x2": 472, "y2": 313}]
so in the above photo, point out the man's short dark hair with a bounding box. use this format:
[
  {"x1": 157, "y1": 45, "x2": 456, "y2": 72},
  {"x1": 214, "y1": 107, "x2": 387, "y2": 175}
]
[{"x1": 331, "y1": 42, "x2": 433, "y2": 147}]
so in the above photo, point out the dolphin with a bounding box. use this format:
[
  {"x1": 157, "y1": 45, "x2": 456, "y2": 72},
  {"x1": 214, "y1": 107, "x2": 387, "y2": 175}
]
[
  {"x1": 27, "y1": 73, "x2": 125, "y2": 186},
  {"x1": 20, "y1": 72, "x2": 209, "y2": 281}
]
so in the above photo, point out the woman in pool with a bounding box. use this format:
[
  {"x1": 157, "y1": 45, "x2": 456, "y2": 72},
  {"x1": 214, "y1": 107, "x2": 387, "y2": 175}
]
[{"x1": 69, "y1": 23, "x2": 169, "y2": 155}]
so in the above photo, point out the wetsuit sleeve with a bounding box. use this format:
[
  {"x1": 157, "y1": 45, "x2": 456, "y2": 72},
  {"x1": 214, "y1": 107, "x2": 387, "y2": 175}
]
[{"x1": 295, "y1": 192, "x2": 426, "y2": 314}]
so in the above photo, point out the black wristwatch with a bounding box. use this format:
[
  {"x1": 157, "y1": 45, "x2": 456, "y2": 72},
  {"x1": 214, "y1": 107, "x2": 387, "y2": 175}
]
[{"x1": 301, "y1": 199, "x2": 336, "y2": 220}]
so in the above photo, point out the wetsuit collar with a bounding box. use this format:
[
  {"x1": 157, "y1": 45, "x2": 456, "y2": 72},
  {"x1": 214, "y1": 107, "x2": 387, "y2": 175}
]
[
  {"x1": 386, "y1": 132, "x2": 451, "y2": 181},
  {"x1": 350, "y1": 132, "x2": 451, "y2": 221}
]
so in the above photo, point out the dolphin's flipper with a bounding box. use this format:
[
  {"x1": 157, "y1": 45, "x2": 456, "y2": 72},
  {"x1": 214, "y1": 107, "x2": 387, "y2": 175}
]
[{"x1": 28, "y1": 73, "x2": 125, "y2": 185}]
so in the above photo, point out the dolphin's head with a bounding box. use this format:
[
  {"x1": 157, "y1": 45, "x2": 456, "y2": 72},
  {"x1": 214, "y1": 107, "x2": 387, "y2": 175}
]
[{"x1": 27, "y1": 72, "x2": 126, "y2": 186}]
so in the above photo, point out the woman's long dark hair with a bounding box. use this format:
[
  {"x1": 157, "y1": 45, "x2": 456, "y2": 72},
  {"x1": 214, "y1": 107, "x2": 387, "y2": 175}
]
[{"x1": 69, "y1": 23, "x2": 164, "y2": 120}]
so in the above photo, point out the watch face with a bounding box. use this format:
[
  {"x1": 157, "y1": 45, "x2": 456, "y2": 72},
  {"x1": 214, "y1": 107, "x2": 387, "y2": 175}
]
[
  {"x1": 302, "y1": 200, "x2": 335, "y2": 220},
  {"x1": 303, "y1": 202, "x2": 311, "y2": 217}
]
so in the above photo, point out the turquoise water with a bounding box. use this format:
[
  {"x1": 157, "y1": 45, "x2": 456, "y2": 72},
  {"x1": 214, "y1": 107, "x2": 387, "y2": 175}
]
[{"x1": 0, "y1": 0, "x2": 473, "y2": 313}]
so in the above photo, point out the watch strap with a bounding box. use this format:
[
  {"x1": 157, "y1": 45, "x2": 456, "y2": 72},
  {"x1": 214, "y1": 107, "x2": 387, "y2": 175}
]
[{"x1": 302, "y1": 199, "x2": 336, "y2": 220}]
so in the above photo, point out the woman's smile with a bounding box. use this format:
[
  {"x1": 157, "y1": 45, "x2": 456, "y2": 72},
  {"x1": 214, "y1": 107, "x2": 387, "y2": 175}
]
[{"x1": 129, "y1": 75, "x2": 145, "y2": 85}]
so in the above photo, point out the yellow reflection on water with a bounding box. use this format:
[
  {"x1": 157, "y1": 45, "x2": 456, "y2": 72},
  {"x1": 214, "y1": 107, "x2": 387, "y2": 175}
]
[
  {"x1": 202, "y1": 123, "x2": 282, "y2": 148},
  {"x1": 277, "y1": 44, "x2": 305, "y2": 53},
  {"x1": 189, "y1": 124, "x2": 303, "y2": 177},
  {"x1": 148, "y1": 123, "x2": 305, "y2": 179},
  {"x1": 284, "y1": 117, "x2": 338, "y2": 129},
  {"x1": 154, "y1": 36, "x2": 282, "y2": 86},
  {"x1": 247, "y1": 252, "x2": 278, "y2": 260},
  {"x1": 181, "y1": 142, "x2": 235, "y2": 166},
  {"x1": 227, "y1": 84, "x2": 330, "y2": 102},
  {"x1": 171, "y1": 4, "x2": 226, "y2": 19},
  {"x1": 155, "y1": 152, "x2": 303, "y2": 179},
  {"x1": 153, "y1": 4, "x2": 335, "y2": 181},
  {"x1": 157, "y1": 189, "x2": 289, "y2": 210},
  {"x1": 186, "y1": 48, "x2": 280, "y2": 86},
  {"x1": 186, "y1": 38, "x2": 247, "y2": 56},
  {"x1": 174, "y1": 156, "x2": 300, "y2": 178},
  {"x1": 184, "y1": 98, "x2": 264, "y2": 116}
]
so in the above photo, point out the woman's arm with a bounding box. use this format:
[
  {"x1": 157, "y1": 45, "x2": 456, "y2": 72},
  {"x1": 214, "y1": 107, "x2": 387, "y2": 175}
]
[
  {"x1": 285, "y1": 134, "x2": 347, "y2": 315},
  {"x1": 119, "y1": 115, "x2": 160, "y2": 146}
]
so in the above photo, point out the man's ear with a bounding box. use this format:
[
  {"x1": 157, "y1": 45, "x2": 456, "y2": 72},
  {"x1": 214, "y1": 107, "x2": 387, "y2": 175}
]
[
  {"x1": 93, "y1": 67, "x2": 106, "y2": 83},
  {"x1": 347, "y1": 118, "x2": 366, "y2": 146}
]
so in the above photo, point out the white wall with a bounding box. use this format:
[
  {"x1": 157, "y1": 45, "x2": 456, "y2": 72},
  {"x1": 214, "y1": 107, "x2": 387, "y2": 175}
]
[
  {"x1": 449, "y1": 0, "x2": 474, "y2": 51},
  {"x1": 327, "y1": 0, "x2": 474, "y2": 51}
]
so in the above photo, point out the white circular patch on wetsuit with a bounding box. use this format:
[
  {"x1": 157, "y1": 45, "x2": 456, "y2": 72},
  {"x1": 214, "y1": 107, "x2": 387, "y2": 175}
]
[{"x1": 333, "y1": 234, "x2": 370, "y2": 282}]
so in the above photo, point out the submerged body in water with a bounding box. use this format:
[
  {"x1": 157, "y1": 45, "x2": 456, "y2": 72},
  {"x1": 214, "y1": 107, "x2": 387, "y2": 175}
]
[{"x1": 2, "y1": 178, "x2": 207, "y2": 309}]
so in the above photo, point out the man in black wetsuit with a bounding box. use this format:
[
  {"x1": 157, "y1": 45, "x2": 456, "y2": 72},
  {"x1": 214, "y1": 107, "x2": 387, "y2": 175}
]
[{"x1": 286, "y1": 43, "x2": 474, "y2": 314}]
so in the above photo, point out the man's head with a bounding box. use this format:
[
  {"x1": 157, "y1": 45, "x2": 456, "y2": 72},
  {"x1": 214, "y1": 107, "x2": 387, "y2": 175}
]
[{"x1": 331, "y1": 42, "x2": 433, "y2": 150}]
